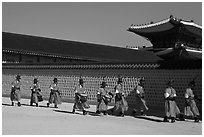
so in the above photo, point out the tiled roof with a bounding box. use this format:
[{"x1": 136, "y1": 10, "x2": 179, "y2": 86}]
[{"x1": 3, "y1": 32, "x2": 162, "y2": 63}]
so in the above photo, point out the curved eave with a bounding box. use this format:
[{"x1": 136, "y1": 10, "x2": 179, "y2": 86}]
[{"x1": 128, "y1": 20, "x2": 175, "y2": 37}]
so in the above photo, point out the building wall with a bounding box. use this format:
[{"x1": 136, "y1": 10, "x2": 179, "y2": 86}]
[
  {"x1": 21, "y1": 54, "x2": 38, "y2": 63},
  {"x1": 2, "y1": 65, "x2": 202, "y2": 115},
  {"x1": 3, "y1": 52, "x2": 97, "y2": 64},
  {"x1": 2, "y1": 53, "x2": 20, "y2": 63}
]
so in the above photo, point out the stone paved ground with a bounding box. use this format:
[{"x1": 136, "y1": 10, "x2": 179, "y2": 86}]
[{"x1": 2, "y1": 97, "x2": 202, "y2": 135}]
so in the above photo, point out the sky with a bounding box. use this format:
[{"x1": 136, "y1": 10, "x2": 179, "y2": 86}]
[{"x1": 2, "y1": 2, "x2": 202, "y2": 48}]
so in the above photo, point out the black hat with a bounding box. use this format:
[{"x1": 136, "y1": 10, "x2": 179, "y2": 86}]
[
  {"x1": 140, "y1": 77, "x2": 145, "y2": 82},
  {"x1": 167, "y1": 79, "x2": 174, "y2": 86},
  {"x1": 118, "y1": 77, "x2": 123, "y2": 84},
  {"x1": 16, "y1": 75, "x2": 21, "y2": 79},
  {"x1": 34, "y1": 78, "x2": 38, "y2": 83},
  {"x1": 189, "y1": 80, "x2": 195, "y2": 87},
  {"x1": 101, "y1": 81, "x2": 108, "y2": 87},
  {"x1": 53, "y1": 78, "x2": 58, "y2": 82},
  {"x1": 79, "y1": 78, "x2": 84, "y2": 84}
]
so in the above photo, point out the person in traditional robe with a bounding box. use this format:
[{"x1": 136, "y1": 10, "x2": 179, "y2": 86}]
[
  {"x1": 184, "y1": 80, "x2": 200, "y2": 122},
  {"x1": 133, "y1": 77, "x2": 148, "y2": 116},
  {"x1": 163, "y1": 79, "x2": 180, "y2": 123},
  {"x1": 72, "y1": 78, "x2": 90, "y2": 115},
  {"x1": 47, "y1": 78, "x2": 61, "y2": 108},
  {"x1": 112, "y1": 77, "x2": 128, "y2": 117},
  {"x1": 30, "y1": 78, "x2": 43, "y2": 107},
  {"x1": 96, "y1": 81, "x2": 113, "y2": 115},
  {"x1": 10, "y1": 75, "x2": 21, "y2": 106}
]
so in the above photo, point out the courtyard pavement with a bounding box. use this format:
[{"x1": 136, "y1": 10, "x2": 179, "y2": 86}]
[{"x1": 2, "y1": 97, "x2": 202, "y2": 135}]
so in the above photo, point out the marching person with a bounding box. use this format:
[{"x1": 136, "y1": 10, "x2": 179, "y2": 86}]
[
  {"x1": 72, "y1": 78, "x2": 90, "y2": 115},
  {"x1": 96, "y1": 81, "x2": 113, "y2": 115},
  {"x1": 133, "y1": 77, "x2": 148, "y2": 116},
  {"x1": 47, "y1": 78, "x2": 61, "y2": 108},
  {"x1": 112, "y1": 77, "x2": 128, "y2": 117},
  {"x1": 30, "y1": 78, "x2": 43, "y2": 107},
  {"x1": 163, "y1": 79, "x2": 180, "y2": 123},
  {"x1": 184, "y1": 80, "x2": 200, "y2": 122},
  {"x1": 10, "y1": 75, "x2": 22, "y2": 106}
]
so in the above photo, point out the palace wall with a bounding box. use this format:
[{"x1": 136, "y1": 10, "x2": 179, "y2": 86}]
[{"x1": 2, "y1": 65, "x2": 202, "y2": 115}]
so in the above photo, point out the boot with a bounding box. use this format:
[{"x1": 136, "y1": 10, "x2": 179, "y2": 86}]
[
  {"x1": 96, "y1": 110, "x2": 100, "y2": 114},
  {"x1": 171, "y1": 117, "x2": 176, "y2": 123},
  {"x1": 103, "y1": 111, "x2": 107, "y2": 115},
  {"x1": 72, "y1": 109, "x2": 75, "y2": 114},
  {"x1": 120, "y1": 112, "x2": 125, "y2": 117},
  {"x1": 36, "y1": 103, "x2": 38, "y2": 107},
  {"x1": 17, "y1": 102, "x2": 21, "y2": 107},
  {"x1": 132, "y1": 110, "x2": 136, "y2": 116},
  {"x1": 11, "y1": 102, "x2": 14, "y2": 106},
  {"x1": 179, "y1": 114, "x2": 185, "y2": 121},
  {"x1": 83, "y1": 110, "x2": 87, "y2": 115},
  {"x1": 163, "y1": 116, "x2": 169, "y2": 122},
  {"x1": 110, "y1": 109, "x2": 114, "y2": 115},
  {"x1": 30, "y1": 102, "x2": 33, "y2": 106},
  {"x1": 141, "y1": 110, "x2": 146, "y2": 116},
  {"x1": 194, "y1": 116, "x2": 199, "y2": 122},
  {"x1": 47, "y1": 103, "x2": 49, "y2": 107}
]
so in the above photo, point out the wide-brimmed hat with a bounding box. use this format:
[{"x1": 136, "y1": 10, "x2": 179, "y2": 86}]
[
  {"x1": 53, "y1": 78, "x2": 58, "y2": 82},
  {"x1": 101, "y1": 81, "x2": 108, "y2": 87},
  {"x1": 16, "y1": 75, "x2": 21, "y2": 79}
]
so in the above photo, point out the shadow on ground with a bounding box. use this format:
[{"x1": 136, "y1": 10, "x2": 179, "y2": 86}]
[{"x1": 2, "y1": 103, "x2": 13, "y2": 107}]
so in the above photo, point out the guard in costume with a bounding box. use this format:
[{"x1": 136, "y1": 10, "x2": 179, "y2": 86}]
[
  {"x1": 163, "y1": 79, "x2": 180, "y2": 123},
  {"x1": 30, "y1": 78, "x2": 43, "y2": 107},
  {"x1": 184, "y1": 80, "x2": 200, "y2": 122},
  {"x1": 112, "y1": 77, "x2": 128, "y2": 117},
  {"x1": 10, "y1": 75, "x2": 22, "y2": 106},
  {"x1": 96, "y1": 81, "x2": 113, "y2": 115},
  {"x1": 133, "y1": 77, "x2": 148, "y2": 116},
  {"x1": 47, "y1": 78, "x2": 61, "y2": 108},
  {"x1": 72, "y1": 78, "x2": 90, "y2": 115}
]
